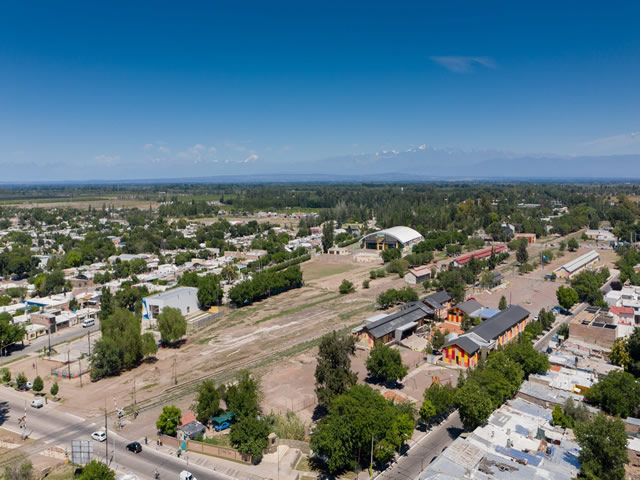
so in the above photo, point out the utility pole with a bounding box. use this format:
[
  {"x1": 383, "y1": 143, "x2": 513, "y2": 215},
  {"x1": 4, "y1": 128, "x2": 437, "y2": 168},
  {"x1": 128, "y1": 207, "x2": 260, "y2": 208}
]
[
  {"x1": 79, "y1": 359, "x2": 83, "y2": 387},
  {"x1": 88, "y1": 330, "x2": 91, "y2": 355},
  {"x1": 104, "y1": 400, "x2": 109, "y2": 463},
  {"x1": 48, "y1": 328, "x2": 51, "y2": 357},
  {"x1": 67, "y1": 351, "x2": 71, "y2": 378},
  {"x1": 133, "y1": 377, "x2": 137, "y2": 418},
  {"x1": 173, "y1": 356, "x2": 177, "y2": 385}
]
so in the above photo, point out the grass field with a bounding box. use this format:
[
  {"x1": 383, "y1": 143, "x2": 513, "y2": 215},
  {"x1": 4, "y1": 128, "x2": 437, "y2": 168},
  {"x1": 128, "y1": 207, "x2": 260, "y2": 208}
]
[
  {"x1": 303, "y1": 263, "x2": 357, "y2": 281},
  {"x1": 254, "y1": 294, "x2": 341, "y2": 325}
]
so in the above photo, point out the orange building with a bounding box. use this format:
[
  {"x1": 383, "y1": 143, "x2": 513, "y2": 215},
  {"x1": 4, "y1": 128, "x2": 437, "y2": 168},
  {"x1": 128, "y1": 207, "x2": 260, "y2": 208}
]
[{"x1": 442, "y1": 305, "x2": 530, "y2": 368}]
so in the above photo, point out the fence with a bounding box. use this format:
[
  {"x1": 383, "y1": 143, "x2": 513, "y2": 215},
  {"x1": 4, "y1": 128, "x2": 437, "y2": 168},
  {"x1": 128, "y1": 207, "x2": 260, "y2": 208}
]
[
  {"x1": 187, "y1": 310, "x2": 225, "y2": 333},
  {"x1": 186, "y1": 438, "x2": 252, "y2": 464},
  {"x1": 50, "y1": 358, "x2": 89, "y2": 379},
  {"x1": 277, "y1": 438, "x2": 311, "y2": 455}
]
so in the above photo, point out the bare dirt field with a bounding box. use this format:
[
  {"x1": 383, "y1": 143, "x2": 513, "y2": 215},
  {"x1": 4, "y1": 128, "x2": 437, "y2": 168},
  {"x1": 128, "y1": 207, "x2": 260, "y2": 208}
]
[
  {"x1": 17, "y1": 253, "x2": 418, "y2": 430},
  {"x1": 472, "y1": 245, "x2": 618, "y2": 314}
]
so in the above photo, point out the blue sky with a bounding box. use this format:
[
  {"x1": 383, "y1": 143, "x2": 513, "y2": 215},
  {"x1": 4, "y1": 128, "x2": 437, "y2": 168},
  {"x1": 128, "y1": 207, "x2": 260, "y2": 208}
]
[{"x1": 1, "y1": 1, "x2": 640, "y2": 180}]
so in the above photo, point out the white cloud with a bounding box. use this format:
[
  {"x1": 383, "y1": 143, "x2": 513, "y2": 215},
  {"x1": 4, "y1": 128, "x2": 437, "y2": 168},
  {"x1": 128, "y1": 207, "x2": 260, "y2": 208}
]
[
  {"x1": 157, "y1": 146, "x2": 170, "y2": 154},
  {"x1": 243, "y1": 154, "x2": 259, "y2": 163},
  {"x1": 94, "y1": 154, "x2": 121, "y2": 166},
  {"x1": 429, "y1": 56, "x2": 496, "y2": 73},
  {"x1": 578, "y1": 131, "x2": 640, "y2": 155},
  {"x1": 177, "y1": 144, "x2": 217, "y2": 164},
  {"x1": 143, "y1": 143, "x2": 154, "y2": 150}
]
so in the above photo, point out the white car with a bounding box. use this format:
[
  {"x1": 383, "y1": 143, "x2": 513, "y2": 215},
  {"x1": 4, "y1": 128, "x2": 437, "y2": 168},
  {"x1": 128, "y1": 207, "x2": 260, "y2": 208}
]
[
  {"x1": 180, "y1": 471, "x2": 197, "y2": 480},
  {"x1": 25, "y1": 382, "x2": 33, "y2": 390},
  {"x1": 30, "y1": 398, "x2": 43, "y2": 408},
  {"x1": 91, "y1": 431, "x2": 107, "y2": 442}
]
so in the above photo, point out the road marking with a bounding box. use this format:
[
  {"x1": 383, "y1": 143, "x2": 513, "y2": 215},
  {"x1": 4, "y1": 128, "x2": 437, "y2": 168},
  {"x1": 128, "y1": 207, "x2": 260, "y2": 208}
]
[{"x1": 65, "y1": 412, "x2": 85, "y2": 421}]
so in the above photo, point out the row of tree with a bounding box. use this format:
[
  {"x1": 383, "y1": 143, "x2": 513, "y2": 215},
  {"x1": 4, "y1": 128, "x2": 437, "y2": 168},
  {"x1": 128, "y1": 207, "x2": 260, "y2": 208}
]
[{"x1": 228, "y1": 265, "x2": 303, "y2": 306}]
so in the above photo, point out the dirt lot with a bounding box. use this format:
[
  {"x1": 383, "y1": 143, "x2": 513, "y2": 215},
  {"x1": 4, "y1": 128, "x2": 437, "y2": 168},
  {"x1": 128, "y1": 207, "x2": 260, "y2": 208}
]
[
  {"x1": 8, "y1": 253, "x2": 418, "y2": 428},
  {"x1": 472, "y1": 245, "x2": 618, "y2": 314}
]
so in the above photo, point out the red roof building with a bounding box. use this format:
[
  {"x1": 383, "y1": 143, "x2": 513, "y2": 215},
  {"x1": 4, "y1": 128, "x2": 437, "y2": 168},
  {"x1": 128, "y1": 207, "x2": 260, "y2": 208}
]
[{"x1": 452, "y1": 245, "x2": 507, "y2": 266}]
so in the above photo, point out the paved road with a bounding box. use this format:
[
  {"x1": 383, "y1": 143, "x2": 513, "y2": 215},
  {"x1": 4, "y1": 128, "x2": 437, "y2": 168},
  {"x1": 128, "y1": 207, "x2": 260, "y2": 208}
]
[
  {"x1": 375, "y1": 411, "x2": 463, "y2": 480},
  {"x1": 1, "y1": 323, "x2": 100, "y2": 361},
  {"x1": 0, "y1": 387, "x2": 229, "y2": 480}
]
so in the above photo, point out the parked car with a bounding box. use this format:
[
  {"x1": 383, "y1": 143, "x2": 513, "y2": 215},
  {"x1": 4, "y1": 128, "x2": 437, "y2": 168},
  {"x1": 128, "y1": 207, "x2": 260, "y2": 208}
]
[
  {"x1": 82, "y1": 318, "x2": 95, "y2": 328},
  {"x1": 214, "y1": 421, "x2": 230, "y2": 432},
  {"x1": 126, "y1": 441, "x2": 142, "y2": 453},
  {"x1": 91, "y1": 431, "x2": 107, "y2": 442},
  {"x1": 30, "y1": 398, "x2": 43, "y2": 408},
  {"x1": 180, "y1": 471, "x2": 197, "y2": 480}
]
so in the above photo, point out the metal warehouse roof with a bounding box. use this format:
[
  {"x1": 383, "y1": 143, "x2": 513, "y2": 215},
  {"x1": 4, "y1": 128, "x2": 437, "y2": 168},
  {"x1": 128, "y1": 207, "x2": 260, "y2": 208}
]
[
  {"x1": 144, "y1": 286, "x2": 198, "y2": 301},
  {"x1": 555, "y1": 250, "x2": 600, "y2": 274},
  {"x1": 367, "y1": 304, "x2": 430, "y2": 339},
  {"x1": 362, "y1": 226, "x2": 423, "y2": 245},
  {"x1": 466, "y1": 304, "x2": 530, "y2": 342}
]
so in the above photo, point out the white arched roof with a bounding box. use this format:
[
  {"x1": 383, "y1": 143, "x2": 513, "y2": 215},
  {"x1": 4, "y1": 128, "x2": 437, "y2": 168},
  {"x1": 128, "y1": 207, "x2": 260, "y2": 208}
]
[{"x1": 363, "y1": 226, "x2": 423, "y2": 245}]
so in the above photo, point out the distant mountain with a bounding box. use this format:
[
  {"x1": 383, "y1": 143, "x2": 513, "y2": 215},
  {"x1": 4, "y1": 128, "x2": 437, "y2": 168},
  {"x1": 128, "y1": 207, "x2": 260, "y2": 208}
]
[
  {"x1": 1, "y1": 146, "x2": 640, "y2": 184},
  {"x1": 295, "y1": 147, "x2": 640, "y2": 179}
]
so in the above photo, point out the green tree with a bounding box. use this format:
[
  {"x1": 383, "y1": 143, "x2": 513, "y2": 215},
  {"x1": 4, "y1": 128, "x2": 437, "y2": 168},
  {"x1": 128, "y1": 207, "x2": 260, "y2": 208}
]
[
  {"x1": 504, "y1": 340, "x2": 549, "y2": 378},
  {"x1": 322, "y1": 222, "x2": 334, "y2": 253},
  {"x1": 516, "y1": 240, "x2": 528, "y2": 264},
  {"x1": 32, "y1": 376, "x2": 43, "y2": 394},
  {"x1": 98, "y1": 287, "x2": 114, "y2": 321},
  {"x1": 310, "y1": 384, "x2": 416, "y2": 473},
  {"x1": 609, "y1": 338, "x2": 630, "y2": 369},
  {"x1": 156, "y1": 405, "x2": 182, "y2": 436},
  {"x1": 0, "y1": 313, "x2": 26, "y2": 356},
  {"x1": 141, "y1": 332, "x2": 158, "y2": 358},
  {"x1": 197, "y1": 274, "x2": 222, "y2": 309},
  {"x1": 230, "y1": 417, "x2": 271, "y2": 459},
  {"x1": 575, "y1": 413, "x2": 629, "y2": 480},
  {"x1": 567, "y1": 237, "x2": 579, "y2": 252},
  {"x1": 585, "y1": 370, "x2": 640, "y2": 418},
  {"x1": 157, "y1": 307, "x2": 187, "y2": 344},
  {"x1": 419, "y1": 399, "x2": 436, "y2": 425},
  {"x1": 365, "y1": 342, "x2": 408, "y2": 384},
  {"x1": 423, "y1": 382, "x2": 456, "y2": 417},
  {"x1": 314, "y1": 331, "x2": 357, "y2": 408},
  {"x1": 50, "y1": 381, "x2": 59, "y2": 398},
  {"x1": 1, "y1": 368, "x2": 10, "y2": 383},
  {"x1": 455, "y1": 380, "x2": 494, "y2": 431},
  {"x1": 551, "y1": 404, "x2": 571, "y2": 428},
  {"x1": 15, "y1": 372, "x2": 27, "y2": 389},
  {"x1": 225, "y1": 370, "x2": 262, "y2": 420},
  {"x1": 195, "y1": 380, "x2": 224, "y2": 424},
  {"x1": 89, "y1": 337, "x2": 122, "y2": 381},
  {"x1": 362, "y1": 280, "x2": 370, "y2": 289},
  {"x1": 556, "y1": 285, "x2": 579, "y2": 310},
  {"x1": 77, "y1": 459, "x2": 115, "y2": 480},
  {"x1": 339, "y1": 279, "x2": 355, "y2": 295},
  {"x1": 479, "y1": 270, "x2": 494, "y2": 289},
  {"x1": 432, "y1": 328, "x2": 447, "y2": 350},
  {"x1": 498, "y1": 295, "x2": 508, "y2": 310}
]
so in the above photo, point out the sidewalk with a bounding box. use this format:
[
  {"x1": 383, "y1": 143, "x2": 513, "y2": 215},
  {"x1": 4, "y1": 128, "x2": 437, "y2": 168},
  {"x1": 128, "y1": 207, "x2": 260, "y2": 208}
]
[{"x1": 136, "y1": 437, "x2": 300, "y2": 480}]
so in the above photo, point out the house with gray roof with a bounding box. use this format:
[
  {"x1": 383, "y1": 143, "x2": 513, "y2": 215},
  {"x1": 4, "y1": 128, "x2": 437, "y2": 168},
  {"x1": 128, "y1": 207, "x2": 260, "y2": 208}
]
[{"x1": 353, "y1": 302, "x2": 434, "y2": 348}]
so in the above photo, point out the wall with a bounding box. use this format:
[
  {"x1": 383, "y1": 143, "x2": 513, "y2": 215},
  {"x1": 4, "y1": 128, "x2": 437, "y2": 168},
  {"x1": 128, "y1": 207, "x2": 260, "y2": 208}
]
[
  {"x1": 186, "y1": 438, "x2": 252, "y2": 464},
  {"x1": 569, "y1": 322, "x2": 617, "y2": 348},
  {"x1": 443, "y1": 344, "x2": 477, "y2": 368}
]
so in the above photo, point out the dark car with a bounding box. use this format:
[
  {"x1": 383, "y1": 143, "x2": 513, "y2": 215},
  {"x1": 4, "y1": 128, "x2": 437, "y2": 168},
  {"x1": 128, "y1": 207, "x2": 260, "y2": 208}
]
[{"x1": 126, "y1": 442, "x2": 142, "y2": 453}]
